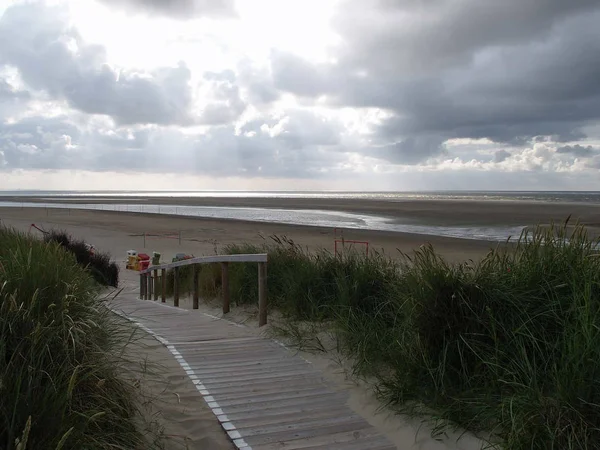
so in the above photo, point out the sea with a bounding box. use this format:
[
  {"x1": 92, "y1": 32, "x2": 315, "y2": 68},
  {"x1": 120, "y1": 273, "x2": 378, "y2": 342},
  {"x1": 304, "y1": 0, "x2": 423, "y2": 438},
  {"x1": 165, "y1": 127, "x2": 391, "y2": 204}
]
[{"x1": 1, "y1": 190, "x2": 599, "y2": 242}]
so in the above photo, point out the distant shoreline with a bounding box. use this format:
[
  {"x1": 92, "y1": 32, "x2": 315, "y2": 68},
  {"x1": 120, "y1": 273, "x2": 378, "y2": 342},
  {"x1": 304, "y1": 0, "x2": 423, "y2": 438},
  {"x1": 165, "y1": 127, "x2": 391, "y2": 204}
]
[
  {"x1": 2, "y1": 192, "x2": 600, "y2": 244},
  {"x1": 2, "y1": 193, "x2": 600, "y2": 227}
]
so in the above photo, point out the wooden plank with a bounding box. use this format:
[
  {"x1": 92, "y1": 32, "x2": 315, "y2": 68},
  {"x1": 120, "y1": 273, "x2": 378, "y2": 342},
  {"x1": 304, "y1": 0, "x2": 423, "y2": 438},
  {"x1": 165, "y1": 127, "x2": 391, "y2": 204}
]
[
  {"x1": 197, "y1": 373, "x2": 326, "y2": 393},
  {"x1": 182, "y1": 343, "x2": 288, "y2": 355},
  {"x1": 172, "y1": 337, "x2": 261, "y2": 346},
  {"x1": 215, "y1": 389, "x2": 343, "y2": 409},
  {"x1": 192, "y1": 361, "x2": 319, "y2": 376},
  {"x1": 178, "y1": 342, "x2": 284, "y2": 355},
  {"x1": 215, "y1": 394, "x2": 353, "y2": 418},
  {"x1": 316, "y1": 436, "x2": 397, "y2": 450},
  {"x1": 246, "y1": 427, "x2": 380, "y2": 449},
  {"x1": 217, "y1": 392, "x2": 347, "y2": 415},
  {"x1": 254, "y1": 434, "x2": 396, "y2": 450},
  {"x1": 236, "y1": 414, "x2": 366, "y2": 438},
  {"x1": 186, "y1": 356, "x2": 306, "y2": 370},
  {"x1": 199, "y1": 378, "x2": 329, "y2": 397},
  {"x1": 188, "y1": 368, "x2": 318, "y2": 386},
  {"x1": 220, "y1": 403, "x2": 350, "y2": 427},
  {"x1": 204, "y1": 385, "x2": 336, "y2": 404},
  {"x1": 186, "y1": 359, "x2": 309, "y2": 377},
  {"x1": 241, "y1": 415, "x2": 372, "y2": 446}
]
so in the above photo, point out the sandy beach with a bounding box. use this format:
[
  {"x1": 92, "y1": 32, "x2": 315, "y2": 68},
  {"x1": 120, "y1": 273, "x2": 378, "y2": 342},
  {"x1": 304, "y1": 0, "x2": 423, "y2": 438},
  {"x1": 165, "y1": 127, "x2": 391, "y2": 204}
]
[
  {"x1": 1, "y1": 197, "x2": 599, "y2": 450},
  {"x1": 0, "y1": 205, "x2": 505, "y2": 263},
  {"x1": 4, "y1": 195, "x2": 600, "y2": 229}
]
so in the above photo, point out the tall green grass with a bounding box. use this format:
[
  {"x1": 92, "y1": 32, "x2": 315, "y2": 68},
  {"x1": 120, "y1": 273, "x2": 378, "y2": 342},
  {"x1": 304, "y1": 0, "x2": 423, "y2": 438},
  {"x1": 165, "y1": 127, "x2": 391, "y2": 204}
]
[
  {"x1": 0, "y1": 227, "x2": 146, "y2": 449},
  {"x1": 187, "y1": 226, "x2": 600, "y2": 448}
]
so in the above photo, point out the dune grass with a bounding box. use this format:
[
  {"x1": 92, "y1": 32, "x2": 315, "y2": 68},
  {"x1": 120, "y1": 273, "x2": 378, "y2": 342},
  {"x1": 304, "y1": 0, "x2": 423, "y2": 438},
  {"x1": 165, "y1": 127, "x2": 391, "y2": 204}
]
[
  {"x1": 164, "y1": 225, "x2": 600, "y2": 448},
  {"x1": 0, "y1": 227, "x2": 147, "y2": 449},
  {"x1": 44, "y1": 230, "x2": 119, "y2": 287}
]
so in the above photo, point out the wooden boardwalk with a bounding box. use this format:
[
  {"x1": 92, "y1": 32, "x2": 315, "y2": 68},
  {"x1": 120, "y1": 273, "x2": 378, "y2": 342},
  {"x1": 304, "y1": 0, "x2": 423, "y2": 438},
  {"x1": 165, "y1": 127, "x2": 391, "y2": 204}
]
[{"x1": 111, "y1": 283, "x2": 396, "y2": 449}]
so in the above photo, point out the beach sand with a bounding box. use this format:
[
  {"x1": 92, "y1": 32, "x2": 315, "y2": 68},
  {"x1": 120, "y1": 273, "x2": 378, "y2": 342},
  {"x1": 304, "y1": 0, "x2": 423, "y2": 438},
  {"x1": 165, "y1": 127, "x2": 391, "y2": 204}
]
[
  {"x1": 0, "y1": 206, "x2": 504, "y2": 264},
  {"x1": 4, "y1": 195, "x2": 600, "y2": 229},
  {"x1": 2, "y1": 198, "x2": 597, "y2": 449}
]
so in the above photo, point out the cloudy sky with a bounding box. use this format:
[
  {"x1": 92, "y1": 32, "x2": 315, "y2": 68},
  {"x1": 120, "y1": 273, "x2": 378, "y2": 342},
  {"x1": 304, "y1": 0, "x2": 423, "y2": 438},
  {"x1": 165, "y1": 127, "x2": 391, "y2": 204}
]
[{"x1": 1, "y1": 0, "x2": 600, "y2": 191}]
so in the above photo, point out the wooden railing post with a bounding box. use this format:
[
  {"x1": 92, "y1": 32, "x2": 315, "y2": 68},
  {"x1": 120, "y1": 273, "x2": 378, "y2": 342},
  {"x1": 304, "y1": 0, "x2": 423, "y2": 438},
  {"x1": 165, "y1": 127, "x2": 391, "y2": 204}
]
[
  {"x1": 149, "y1": 272, "x2": 154, "y2": 299},
  {"x1": 258, "y1": 262, "x2": 267, "y2": 326},
  {"x1": 139, "y1": 273, "x2": 144, "y2": 299},
  {"x1": 222, "y1": 262, "x2": 230, "y2": 314},
  {"x1": 192, "y1": 265, "x2": 199, "y2": 310},
  {"x1": 144, "y1": 273, "x2": 150, "y2": 300},
  {"x1": 161, "y1": 268, "x2": 166, "y2": 303},
  {"x1": 153, "y1": 269, "x2": 159, "y2": 301},
  {"x1": 173, "y1": 267, "x2": 180, "y2": 307}
]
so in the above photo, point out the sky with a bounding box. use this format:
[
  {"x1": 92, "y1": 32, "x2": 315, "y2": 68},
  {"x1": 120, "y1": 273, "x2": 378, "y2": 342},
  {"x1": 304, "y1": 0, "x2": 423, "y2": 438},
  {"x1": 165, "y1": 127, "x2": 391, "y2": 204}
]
[{"x1": 1, "y1": 0, "x2": 600, "y2": 191}]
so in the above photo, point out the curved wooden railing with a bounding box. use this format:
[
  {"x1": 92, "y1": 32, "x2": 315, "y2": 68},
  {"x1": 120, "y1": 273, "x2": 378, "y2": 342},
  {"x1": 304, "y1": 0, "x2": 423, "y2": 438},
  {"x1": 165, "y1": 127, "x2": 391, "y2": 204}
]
[{"x1": 139, "y1": 254, "x2": 268, "y2": 326}]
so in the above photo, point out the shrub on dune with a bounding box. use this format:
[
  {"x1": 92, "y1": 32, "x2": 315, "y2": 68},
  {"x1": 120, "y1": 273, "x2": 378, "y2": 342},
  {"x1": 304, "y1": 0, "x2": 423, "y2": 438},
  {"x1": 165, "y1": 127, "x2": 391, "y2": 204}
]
[
  {"x1": 44, "y1": 230, "x2": 119, "y2": 287},
  {"x1": 0, "y1": 227, "x2": 144, "y2": 449}
]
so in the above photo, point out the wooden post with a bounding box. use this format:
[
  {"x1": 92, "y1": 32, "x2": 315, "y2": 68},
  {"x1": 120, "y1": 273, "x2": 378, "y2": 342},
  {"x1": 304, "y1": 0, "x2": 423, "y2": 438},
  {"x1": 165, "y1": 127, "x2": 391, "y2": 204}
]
[
  {"x1": 258, "y1": 262, "x2": 267, "y2": 326},
  {"x1": 144, "y1": 273, "x2": 150, "y2": 300},
  {"x1": 161, "y1": 268, "x2": 166, "y2": 303},
  {"x1": 139, "y1": 274, "x2": 144, "y2": 299},
  {"x1": 149, "y1": 272, "x2": 154, "y2": 299},
  {"x1": 192, "y1": 265, "x2": 199, "y2": 310},
  {"x1": 153, "y1": 269, "x2": 159, "y2": 301},
  {"x1": 222, "y1": 262, "x2": 230, "y2": 314},
  {"x1": 173, "y1": 267, "x2": 180, "y2": 307}
]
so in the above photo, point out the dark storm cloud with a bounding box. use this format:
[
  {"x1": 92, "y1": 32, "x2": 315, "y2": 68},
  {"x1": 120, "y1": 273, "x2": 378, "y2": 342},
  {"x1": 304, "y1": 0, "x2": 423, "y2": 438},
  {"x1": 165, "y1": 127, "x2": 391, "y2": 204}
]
[
  {"x1": 556, "y1": 145, "x2": 598, "y2": 158},
  {"x1": 98, "y1": 0, "x2": 236, "y2": 19},
  {"x1": 368, "y1": 136, "x2": 447, "y2": 165},
  {"x1": 494, "y1": 150, "x2": 511, "y2": 163},
  {"x1": 269, "y1": 0, "x2": 600, "y2": 158},
  {"x1": 331, "y1": 0, "x2": 600, "y2": 75},
  {"x1": 0, "y1": 2, "x2": 194, "y2": 126}
]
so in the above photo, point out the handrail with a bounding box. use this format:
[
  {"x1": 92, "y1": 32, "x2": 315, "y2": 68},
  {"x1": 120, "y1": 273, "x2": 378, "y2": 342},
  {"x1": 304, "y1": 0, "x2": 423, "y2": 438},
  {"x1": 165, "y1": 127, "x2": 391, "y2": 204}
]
[
  {"x1": 140, "y1": 253, "x2": 267, "y2": 274},
  {"x1": 138, "y1": 253, "x2": 268, "y2": 326}
]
